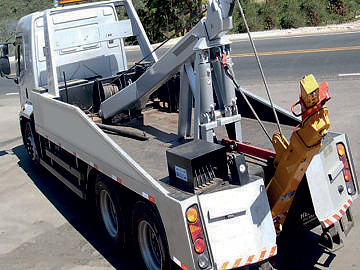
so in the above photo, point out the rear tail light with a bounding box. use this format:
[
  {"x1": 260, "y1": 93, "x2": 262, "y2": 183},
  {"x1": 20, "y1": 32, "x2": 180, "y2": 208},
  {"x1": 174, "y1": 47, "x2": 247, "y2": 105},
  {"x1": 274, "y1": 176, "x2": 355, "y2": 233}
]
[
  {"x1": 186, "y1": 206, "x2": 206, "y2": 253},
  {"x1": 188, "y1": 220, "x2": 204, "y2": 241},
  {"x1": 186, "y1": 207, "x2": 198, "y2": 223},
  {"x1": 194, "y1": 239, "x2": 206, "y2": 254},
  {"x1": 186, "y1": 205, "x2": 211, "y2": 268},
  {"x1": 343, "y1": 168, "x2": 351, "y2": 182},
  {"x1": 337, "y1": 143, "x2": 352, "y2": 182},
  {"x1": 337, "y1": 143, "x2": 355, "y2": 194},
  {"x1": 337, "y1": 143, "x2": 346, "y2": 157}
]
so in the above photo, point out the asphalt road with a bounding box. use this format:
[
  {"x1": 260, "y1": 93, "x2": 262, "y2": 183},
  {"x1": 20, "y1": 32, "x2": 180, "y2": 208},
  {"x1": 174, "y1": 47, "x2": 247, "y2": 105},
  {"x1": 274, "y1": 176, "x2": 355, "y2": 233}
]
[
  {"x1": 127, "y1": 30, "x2": 360, "y2": 84},
  {"x1": 1, "y1": 30, "x2": 360, "y2": 270},
  {"x1": 229, "y1": 31, "x2": 360, "y2": 83}
]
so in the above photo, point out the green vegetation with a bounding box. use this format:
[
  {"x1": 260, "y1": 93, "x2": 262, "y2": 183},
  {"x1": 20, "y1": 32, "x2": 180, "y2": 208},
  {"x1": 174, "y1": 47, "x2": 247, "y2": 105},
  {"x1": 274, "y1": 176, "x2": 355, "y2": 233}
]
[
  {"x1": 1, "y1": 0, "x2": 359, "y2": 44},
  {"x1": 233, "y1": 0, "x2": 360, "y2": 33},
  {"x1": 0, "y1": 0, "x2": 52, "y2": 41},
  {"x1": 130, "y1": 0, "x2": 207, "y2": 43}
]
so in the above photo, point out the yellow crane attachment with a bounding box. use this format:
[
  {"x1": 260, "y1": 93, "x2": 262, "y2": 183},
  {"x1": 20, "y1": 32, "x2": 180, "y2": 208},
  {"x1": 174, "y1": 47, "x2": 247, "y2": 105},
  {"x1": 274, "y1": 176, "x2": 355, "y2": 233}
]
[{"x1": 266, "y1": 74, "x2": 331, "y2": 234}]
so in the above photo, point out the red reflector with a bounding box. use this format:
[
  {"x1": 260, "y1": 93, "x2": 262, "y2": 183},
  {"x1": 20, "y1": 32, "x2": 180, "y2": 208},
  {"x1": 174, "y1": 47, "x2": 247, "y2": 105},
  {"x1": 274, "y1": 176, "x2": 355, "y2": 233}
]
[
  {"x1": 188, "y1": 220, "x2": 203, "y2": 242},
  {"x1": 194, "y1": 238, "x2": 206, "y2": 254}
]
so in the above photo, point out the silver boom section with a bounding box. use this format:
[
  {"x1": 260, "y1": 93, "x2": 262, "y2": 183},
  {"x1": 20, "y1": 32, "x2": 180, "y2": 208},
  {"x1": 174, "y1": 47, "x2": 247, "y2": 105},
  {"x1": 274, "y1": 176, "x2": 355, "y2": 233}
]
[{"x1": 100, "y1": 0, "x2": 241, "y2": 142}]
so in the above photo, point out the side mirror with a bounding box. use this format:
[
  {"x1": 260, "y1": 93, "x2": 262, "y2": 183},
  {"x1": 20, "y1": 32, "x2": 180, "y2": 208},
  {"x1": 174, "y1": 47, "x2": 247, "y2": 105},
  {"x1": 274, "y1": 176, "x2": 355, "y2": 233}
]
[
  {"x1": 0, "y1": 57, "x2": 11, "y2": 76},
  {"x1": 0, "y1": 43, "x2": 8, "y2": 57},
  {"x1": 0, "y1": 44, "x2": 11, "y2": 76}
]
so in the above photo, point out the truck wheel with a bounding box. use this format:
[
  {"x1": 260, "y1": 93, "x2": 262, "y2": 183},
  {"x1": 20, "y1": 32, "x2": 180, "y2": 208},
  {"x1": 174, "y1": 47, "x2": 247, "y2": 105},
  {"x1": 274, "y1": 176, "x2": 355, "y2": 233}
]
[
  {"x1": 24, "y1": 121, "x2": 40, "y2": 166},
  {"x1": 132, "y1": 201, "x2": 171, "y2": 270},
  {"x1": 95, "y1": 174, "x2": 125, "y2": 249}
]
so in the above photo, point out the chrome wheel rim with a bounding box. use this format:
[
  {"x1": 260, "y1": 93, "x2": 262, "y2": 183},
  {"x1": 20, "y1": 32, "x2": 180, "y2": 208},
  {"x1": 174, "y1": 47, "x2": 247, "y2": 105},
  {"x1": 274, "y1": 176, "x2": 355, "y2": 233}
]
[
  {"x1": 138, "y1": 220, "x2": 162, "y2": 270},
  {"x1": 99, "y1": 189, "x2": 118, "y2": 238}
]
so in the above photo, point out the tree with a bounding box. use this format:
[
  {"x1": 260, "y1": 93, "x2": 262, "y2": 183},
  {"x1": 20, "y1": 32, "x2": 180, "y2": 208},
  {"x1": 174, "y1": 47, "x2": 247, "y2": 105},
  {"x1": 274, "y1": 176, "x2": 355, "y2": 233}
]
[{"x1": 132, "y1": 0, "x2": 206, "y2": 43}]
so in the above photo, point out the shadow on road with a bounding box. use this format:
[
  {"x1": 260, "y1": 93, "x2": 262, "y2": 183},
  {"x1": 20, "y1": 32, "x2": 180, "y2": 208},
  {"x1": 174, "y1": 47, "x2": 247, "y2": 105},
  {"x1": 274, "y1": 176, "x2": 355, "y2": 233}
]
[
  {"x1": 11, "y1": 144, "x2": 141, "y2": 270},
  {"x1": 272, "y1": 230, "x2": 336, "y2": 270},
  {"x1": 12, "y1": 144, "x2": 338, "y2": 270}
]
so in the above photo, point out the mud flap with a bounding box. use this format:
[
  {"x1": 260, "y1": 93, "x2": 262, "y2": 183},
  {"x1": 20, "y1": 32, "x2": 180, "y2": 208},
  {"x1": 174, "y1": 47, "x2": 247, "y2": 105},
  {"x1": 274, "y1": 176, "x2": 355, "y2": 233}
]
[{"x1": 306, "y1": 133, "x2": 358, "y2": 250}]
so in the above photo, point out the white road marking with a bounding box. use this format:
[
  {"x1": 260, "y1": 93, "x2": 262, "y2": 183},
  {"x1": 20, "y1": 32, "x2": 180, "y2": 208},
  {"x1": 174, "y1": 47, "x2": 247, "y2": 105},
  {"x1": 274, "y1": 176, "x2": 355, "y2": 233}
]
[
  {"x1": 5, "y1": 92, "x2": 19, "y2": 96},
  {"x1": 338, "y1": 73, "x2": 360, "y2": 77}
]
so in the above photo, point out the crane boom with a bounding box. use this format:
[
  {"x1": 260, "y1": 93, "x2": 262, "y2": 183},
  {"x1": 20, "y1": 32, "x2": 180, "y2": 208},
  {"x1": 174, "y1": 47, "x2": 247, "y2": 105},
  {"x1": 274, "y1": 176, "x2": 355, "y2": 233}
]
[{"x1": 100, "y1": 0, "x2": 236, "y2": 120}]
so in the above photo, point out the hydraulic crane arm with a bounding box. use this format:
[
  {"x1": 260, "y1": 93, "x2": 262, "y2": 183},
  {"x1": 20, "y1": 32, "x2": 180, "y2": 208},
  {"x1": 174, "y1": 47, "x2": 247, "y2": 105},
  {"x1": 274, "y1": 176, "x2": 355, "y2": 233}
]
[
  {"x1": 205, "y1": 0, "x2": 235, "y2": 40},
  {"x1": 100, "y1": 20, "x2": 205, "y2": 119},
  {"x1": 100, "y1": 0, "x2": 236, "y2": 120}
]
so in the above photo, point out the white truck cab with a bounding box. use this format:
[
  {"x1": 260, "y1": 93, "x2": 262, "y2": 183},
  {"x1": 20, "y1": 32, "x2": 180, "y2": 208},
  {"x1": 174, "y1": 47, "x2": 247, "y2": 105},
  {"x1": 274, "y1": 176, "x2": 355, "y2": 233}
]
[{"x1": 16, "y1": 2, "x2": 130, "y2": 106}]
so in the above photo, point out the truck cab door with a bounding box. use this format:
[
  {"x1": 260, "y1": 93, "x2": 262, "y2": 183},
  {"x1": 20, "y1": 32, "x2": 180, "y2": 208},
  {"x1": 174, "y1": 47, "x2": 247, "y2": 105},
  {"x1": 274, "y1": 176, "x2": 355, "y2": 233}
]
[{"x1": 15, "y1": 36, "x2": 27, "y2": 103}]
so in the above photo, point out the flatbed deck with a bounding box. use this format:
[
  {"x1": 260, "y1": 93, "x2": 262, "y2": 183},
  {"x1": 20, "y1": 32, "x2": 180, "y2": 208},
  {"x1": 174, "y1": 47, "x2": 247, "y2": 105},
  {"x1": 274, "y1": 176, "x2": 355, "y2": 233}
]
[{"x1": 103, "y1": 109, "x2": 294, "y2": 181}]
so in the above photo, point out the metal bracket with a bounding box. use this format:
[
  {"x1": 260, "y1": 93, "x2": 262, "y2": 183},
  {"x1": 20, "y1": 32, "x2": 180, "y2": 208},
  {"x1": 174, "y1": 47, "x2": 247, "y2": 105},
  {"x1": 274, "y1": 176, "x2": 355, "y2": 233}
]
[
  {"x1": 319, "y1": 207, "x2": 354, "y2": 251},
  {"x1": 200, "y1": 114, "x2": 241, "y2": 142}
]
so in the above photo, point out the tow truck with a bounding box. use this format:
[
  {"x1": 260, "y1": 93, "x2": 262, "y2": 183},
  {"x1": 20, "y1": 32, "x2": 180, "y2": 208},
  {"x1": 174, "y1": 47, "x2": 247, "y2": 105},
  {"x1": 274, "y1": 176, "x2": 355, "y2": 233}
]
[{"x1": 0, "y1": 0, "x2": 358, "y2": 269}]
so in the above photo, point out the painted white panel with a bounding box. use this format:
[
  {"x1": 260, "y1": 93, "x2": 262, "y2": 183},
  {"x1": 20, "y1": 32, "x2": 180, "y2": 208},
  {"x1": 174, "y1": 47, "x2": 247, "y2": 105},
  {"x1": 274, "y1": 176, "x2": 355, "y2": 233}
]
[{"x1": 198, "y1": 179, "x2": 276, "y2": 266}]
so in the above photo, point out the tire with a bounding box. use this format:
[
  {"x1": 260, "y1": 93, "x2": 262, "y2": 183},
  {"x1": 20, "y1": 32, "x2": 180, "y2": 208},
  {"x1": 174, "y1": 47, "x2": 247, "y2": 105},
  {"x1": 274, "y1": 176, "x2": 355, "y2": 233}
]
[
  {"x1": 24, "y1": 121, "x2": 40, "y2": 166},
  {"x1": 132, "y1": 201, "x2": 171, "y2": 270},
  {"x1": 95, "y1": 174, "x2": 125, "y2": 249}
]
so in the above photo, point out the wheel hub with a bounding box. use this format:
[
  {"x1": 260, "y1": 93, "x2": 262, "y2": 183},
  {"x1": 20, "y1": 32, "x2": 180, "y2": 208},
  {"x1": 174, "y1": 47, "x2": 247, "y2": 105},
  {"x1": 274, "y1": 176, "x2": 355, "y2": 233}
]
[
  {"x1": 99, "y1": 190, "x2": 118, "y2": 238},
  {"x1": 138, "y1": 220, "x2": 162, "y2": 270}
]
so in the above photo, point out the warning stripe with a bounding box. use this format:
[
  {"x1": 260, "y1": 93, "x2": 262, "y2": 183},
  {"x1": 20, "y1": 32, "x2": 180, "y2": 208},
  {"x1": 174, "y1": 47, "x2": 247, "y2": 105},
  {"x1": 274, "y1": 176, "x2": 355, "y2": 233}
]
[
  {"x1": 245, "y1": 255, "x2": 255, "y2": 265},
  {"x1": 221, "y1": 262, "x2": 229, "y2": 270},
  {"x1": 258, "y1": 250, "x2": 266, "y2": 262},
  {"x1": 89, "y1": 161, "x2": 98, "y2": 170},
  {"x1": 269, "y1": 246, "x2": 277, "y2": 257},
  {"x1": 322, "y1": 198, "x2": 352, "y2": 228},
  {"x1": 173, "y1": 257, "x2": 189, "y2": 270},
  {"x1": 233, "y1": 258, "x2": 242, "y2": 268},
  {"x1": 111, "y1": 175, "x2": 122, "y2": 184},
  {"x1": 142, "y1": 192, "x2": 156, "y2": 204},
  {"x1": 220, "y1": 245, "x2": 277, "y2": 269}
]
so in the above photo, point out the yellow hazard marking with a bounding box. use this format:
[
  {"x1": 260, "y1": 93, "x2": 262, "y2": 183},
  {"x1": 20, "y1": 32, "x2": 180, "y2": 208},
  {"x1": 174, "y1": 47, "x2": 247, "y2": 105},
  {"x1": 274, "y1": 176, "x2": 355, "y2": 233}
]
[{"x1": 232, "y1": 45, "x2": 360, "y2": 58}]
